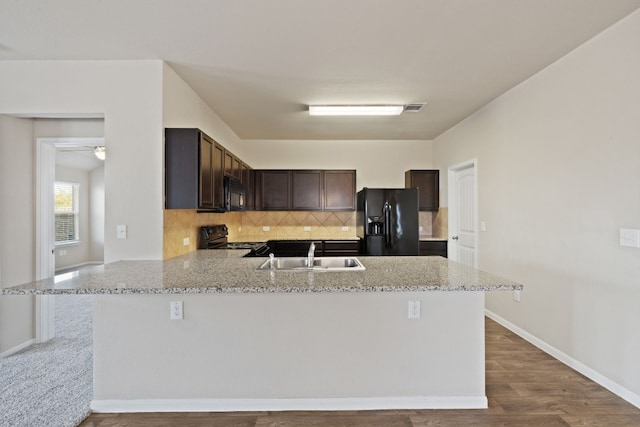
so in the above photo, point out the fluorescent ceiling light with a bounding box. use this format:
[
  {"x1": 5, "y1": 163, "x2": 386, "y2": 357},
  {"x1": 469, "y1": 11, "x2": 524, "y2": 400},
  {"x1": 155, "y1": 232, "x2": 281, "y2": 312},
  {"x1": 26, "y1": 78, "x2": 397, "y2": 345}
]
[{"x1": 308, "y1": 105, "x2": 404, "y2": 116}]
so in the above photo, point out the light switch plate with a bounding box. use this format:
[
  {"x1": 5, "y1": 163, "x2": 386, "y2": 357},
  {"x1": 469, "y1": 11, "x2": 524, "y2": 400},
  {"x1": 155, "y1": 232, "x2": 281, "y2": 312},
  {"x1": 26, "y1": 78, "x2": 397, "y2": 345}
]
[
  {"x1": 620, "y1": 228, "x2": 640, "y2": 248},
  {"x1": 117, "y1": 224, "x2": 127, "y2": 239}
]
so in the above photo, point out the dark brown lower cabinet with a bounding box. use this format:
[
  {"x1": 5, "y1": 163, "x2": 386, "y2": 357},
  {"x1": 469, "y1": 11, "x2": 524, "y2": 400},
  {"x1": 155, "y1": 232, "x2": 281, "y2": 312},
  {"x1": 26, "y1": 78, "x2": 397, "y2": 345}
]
[
  {"x1": 267, "y1": 240, "x2": 323, "y2": 257},
  {"x1": 419, "y1": 240, "x2": 447, "y2": 257},
  {"x1": 266, "y1": 240, "x2": 360, "y2": 257},
  {"x1": 322, "y1": 240, "x2": 360, "y2": 257}
]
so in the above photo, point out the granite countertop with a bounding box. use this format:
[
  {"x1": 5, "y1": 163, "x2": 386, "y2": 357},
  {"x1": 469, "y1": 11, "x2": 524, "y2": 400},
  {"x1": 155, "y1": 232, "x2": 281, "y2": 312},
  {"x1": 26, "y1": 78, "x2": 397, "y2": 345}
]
[
  {"x1": 419, "y1": 236, "x2": 448, "y2": 241},
  {"x1": 2, "y1": 250, "x2": 522, "y2": 295}
]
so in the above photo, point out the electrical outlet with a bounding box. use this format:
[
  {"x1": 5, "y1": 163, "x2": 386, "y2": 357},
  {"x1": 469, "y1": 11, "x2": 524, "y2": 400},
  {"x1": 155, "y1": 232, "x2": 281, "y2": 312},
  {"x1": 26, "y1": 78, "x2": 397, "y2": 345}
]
[
  {"x1": 170, "y1": 301, "x2": 183, "y2": 320},
  {"x1": 262, "y1": 226, "x2": 270, "y2": 232},
  {"x1": 303, "y1": 226, "x2": 311, "y2": 232},
  {"x1": 341, "y1": 226, "x2": 349, "y2": 231},
  {"x1": 408, "y1": 300, "x2": 421, "y2": 319},
  {"x1": 183, "y1": 237, "x2": 190, "y2": 246},
  {"x1": 513, "y1": 290, "x2": 521, "y2": 303}
]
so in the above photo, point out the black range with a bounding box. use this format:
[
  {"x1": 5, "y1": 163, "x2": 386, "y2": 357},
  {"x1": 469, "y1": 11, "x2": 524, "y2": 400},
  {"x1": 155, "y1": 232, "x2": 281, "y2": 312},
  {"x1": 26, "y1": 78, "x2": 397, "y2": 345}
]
[{"x1": 198, "y1": 224, "x2": 270, "y2": 256}]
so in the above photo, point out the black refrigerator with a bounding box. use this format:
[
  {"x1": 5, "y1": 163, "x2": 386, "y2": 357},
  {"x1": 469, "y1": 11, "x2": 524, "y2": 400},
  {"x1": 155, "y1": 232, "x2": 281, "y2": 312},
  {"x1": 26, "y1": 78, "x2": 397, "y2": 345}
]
[{"x1": 356, "y1": 188, "x2": 419, "y2": 256}]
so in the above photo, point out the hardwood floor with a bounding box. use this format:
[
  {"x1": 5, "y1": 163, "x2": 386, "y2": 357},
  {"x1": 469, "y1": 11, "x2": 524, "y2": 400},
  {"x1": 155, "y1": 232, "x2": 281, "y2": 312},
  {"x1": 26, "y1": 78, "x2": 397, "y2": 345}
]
[{"x1": 79, "y1": 318, "x2": 640, "y2": 426}]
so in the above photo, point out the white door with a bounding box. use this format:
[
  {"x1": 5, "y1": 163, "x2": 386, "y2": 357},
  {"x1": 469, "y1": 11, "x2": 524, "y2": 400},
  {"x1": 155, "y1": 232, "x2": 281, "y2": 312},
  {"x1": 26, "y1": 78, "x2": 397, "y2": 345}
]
[{"x1": 448, "y1": 160, "x2": 478, "y2": 268}]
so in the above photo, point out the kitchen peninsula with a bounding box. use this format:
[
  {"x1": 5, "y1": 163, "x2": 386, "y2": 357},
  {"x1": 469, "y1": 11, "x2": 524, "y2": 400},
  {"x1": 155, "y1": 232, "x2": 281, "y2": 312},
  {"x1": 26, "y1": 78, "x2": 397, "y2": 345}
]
[{"x1": 4, "y1": 252, "x2": 521, "y2": 413}]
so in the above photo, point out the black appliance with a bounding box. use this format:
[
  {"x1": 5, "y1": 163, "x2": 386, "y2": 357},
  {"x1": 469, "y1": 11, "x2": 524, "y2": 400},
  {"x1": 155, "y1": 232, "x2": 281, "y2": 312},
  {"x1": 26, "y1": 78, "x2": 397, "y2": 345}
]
[
  {"x1": 224, "y1": 176, "x2": 246, "y2": 211},
  {"x1": 198, "y1": 224, "x2": 270, "y2": 256},
  {"x1": 356, "y1": 188, "x2": 419, "y2": 256}
]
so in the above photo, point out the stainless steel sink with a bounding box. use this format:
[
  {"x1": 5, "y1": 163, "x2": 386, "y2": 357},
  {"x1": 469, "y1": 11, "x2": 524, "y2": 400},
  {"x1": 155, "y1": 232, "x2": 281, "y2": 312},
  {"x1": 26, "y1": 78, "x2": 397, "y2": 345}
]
[{"x1": 256, "y1": 257, "x2": 365, "y2": 271}]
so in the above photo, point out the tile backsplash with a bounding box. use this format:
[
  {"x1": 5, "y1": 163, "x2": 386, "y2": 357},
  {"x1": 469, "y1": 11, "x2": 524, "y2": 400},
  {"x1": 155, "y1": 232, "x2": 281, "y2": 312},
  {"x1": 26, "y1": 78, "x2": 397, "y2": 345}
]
[
  {"x1": 164, "y1": 208, "x2": 448, "y2": 259},
  {"x1": 164, "y1": 210, "x2": 356, "y2": 259}
]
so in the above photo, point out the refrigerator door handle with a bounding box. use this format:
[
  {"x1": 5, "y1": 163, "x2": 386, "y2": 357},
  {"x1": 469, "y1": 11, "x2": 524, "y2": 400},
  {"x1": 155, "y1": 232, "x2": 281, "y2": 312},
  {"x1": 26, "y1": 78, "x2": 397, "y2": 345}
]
[{"x1": 383, "y1": 201, "x2": 391, "y2": 248}]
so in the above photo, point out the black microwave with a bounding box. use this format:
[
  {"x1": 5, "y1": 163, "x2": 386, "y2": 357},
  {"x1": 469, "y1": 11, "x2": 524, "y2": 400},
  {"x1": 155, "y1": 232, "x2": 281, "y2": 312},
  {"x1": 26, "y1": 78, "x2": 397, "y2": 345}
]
[{"x1": 224, "y1": 176, "x2": 245, "y2": 211}]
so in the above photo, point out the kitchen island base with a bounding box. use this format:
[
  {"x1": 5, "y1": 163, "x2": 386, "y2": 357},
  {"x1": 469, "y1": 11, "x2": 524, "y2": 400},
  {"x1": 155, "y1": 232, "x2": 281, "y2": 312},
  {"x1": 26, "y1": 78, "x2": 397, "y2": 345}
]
[{"x1": 91, "y1": 291, "x2": 487, "y2": 412}]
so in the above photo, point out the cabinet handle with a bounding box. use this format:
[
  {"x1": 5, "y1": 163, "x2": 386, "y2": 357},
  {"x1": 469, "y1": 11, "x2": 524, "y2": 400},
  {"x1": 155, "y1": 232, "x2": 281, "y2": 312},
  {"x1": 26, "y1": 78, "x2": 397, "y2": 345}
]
[{"x1": 451, "y1": 235, "x2": 459, "y2": 240}]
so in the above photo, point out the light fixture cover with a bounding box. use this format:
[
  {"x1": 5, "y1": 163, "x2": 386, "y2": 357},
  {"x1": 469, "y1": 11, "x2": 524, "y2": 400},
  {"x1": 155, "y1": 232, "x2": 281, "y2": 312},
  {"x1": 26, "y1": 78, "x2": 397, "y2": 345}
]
[
  {"x1": 308, "y1": 105, "x2": 404, "y2": 116},
  {"x1": 94, "y1": 146, "x2": 106, "y2": 160}
]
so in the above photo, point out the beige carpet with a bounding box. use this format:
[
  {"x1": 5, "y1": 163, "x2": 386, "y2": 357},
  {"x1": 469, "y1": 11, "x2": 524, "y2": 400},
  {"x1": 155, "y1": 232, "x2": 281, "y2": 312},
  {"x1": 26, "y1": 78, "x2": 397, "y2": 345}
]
[{"x1": 0, "y1": 294, "x2": 93, "y2": 427}]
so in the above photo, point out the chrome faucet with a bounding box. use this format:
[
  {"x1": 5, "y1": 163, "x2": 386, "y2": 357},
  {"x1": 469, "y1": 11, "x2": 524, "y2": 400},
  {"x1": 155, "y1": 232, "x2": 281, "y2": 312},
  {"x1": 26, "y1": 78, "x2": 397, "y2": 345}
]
[{"x1": 307, "y1": 242, "x2": 315, "y2": 268}]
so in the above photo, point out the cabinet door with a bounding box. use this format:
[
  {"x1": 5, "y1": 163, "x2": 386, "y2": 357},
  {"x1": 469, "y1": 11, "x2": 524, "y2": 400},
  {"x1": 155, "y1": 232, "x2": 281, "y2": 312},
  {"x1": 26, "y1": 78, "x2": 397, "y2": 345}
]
[
  {"x1": 165, "y1": 128, "x2": 200, "y2": 209},
  {"x1": 232, "y1": 157, "x2": 242, "y2": 180},
  {"x1": 243, "y1": 165, "x2": 255, "y2": 210},
  {"x1": 292, "y1": 170, "x2": 323, "y2": 210},
  {"x1": 212, "y1": 143, "x2": 225, "y2": 210},
  {"x1": 199, "y1": 134, "x2": 214, "y2": 209},
  {"x1": 405, "y1": 170, "x2": 439, "y2": 211},
  {"x1": 324, "y1": 170, "x2": 356, "y2": 211},
  {"x1": 224, "y1": 150, "x2": 233, "y2": 177},
  {"x1": 259, "y1": 170, "x2": 291, "y2": 210}
]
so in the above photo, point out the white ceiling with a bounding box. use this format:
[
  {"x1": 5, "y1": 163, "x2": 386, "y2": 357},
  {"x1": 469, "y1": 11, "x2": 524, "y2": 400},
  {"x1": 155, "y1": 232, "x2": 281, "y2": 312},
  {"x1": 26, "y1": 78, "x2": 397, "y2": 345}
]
[
  {"x1": 56, "y1": 147, "x2": 104, "y2": 172},
  {"x1": 2, "y1": 0, "x2": 639, "y2": 140}
]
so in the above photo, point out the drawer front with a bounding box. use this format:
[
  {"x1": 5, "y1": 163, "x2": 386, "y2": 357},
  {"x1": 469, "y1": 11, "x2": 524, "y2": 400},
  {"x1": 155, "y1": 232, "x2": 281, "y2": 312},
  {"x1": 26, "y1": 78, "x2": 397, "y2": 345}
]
[
  {"x1": 323, "y1": 240, "x2": 360, "y2": 256},
  {"x1": 419, "y1": 241, "x2": 447, "y2": 257}
]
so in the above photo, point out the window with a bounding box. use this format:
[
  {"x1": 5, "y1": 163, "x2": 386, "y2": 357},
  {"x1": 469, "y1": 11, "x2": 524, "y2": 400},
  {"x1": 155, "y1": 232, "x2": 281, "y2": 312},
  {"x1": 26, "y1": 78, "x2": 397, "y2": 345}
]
[{"x1": 55, "y1": 181, "x2": 79, "y2": 244}]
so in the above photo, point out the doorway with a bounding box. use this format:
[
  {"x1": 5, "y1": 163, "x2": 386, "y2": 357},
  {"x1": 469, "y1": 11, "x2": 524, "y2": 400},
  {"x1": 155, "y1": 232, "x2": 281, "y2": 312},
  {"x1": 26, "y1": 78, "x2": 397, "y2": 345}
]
[
  {"x1": 36, "y1": 136, "x2": 105, "y2": 342},
  {"x1": 448, "y1": 159, "x2": 478, "y2": 268}
]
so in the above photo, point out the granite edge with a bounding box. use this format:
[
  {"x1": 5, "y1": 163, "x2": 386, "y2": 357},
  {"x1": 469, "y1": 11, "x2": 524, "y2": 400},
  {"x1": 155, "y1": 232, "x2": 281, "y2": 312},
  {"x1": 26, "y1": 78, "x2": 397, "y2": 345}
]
[{"x1": 2, "y1": 283, "x2": 523, "y2": 296}]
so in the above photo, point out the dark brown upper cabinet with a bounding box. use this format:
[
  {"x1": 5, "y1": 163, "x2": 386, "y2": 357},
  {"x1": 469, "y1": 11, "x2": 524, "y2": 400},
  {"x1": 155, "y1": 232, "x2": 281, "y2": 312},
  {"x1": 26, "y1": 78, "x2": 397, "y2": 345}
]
[
  {"x1": 165, "y1": 128, "x2": 249, "y2": 212},
  {"x1": 212, "y1": 142, "x2": 225, "y2": 210},
  {"x1": 292, "y1": 170, "x2": 323, "y2": 210},
  {"x1": 255, "y1": 170, "x2": 292, "y2": 210},
  {"x1": 254, "y1": 169, "x2": 357, "y2": 211},
  {"x1": 224, "y1": 149, "x2": 243, "y2": 180},
  {"x1": 324, "y1": 170, "x2": 356, "y2": 211},
  {"x1": 405, "y1": 170, "x2": 439, "y2": 211},
  {"x1": 165, "y1": 128, "x2": 222, "y2": 211}
]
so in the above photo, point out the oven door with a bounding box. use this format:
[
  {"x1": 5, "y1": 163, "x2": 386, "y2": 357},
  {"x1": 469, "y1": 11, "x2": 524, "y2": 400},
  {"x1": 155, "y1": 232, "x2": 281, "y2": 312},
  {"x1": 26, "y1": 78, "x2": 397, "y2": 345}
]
[{"x1": 224, "y1": 176, "x2": 246, "y2": 211}]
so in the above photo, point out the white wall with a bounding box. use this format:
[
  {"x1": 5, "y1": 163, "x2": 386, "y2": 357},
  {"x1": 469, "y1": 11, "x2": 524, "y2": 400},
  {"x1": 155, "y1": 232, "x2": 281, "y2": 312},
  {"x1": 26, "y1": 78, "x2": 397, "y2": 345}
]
[
  {"x1": 0, "y1": 115, "x2": 35, "y2": 353},
  {"x1": 92, "y1": 292, "x2": 485, "y2": 408},
  {"x1": 0, "y1": 60, "x2": 165, "y2": 263},
  {"x1": 433, "y1": 10, "x2": 640, "y2": 400},
  {"x1": 241, "y1": 139, "x2": 433, "y2": 189},
  {"x1": 162, "y1": 63, "x2": 244, "y2": 156}
]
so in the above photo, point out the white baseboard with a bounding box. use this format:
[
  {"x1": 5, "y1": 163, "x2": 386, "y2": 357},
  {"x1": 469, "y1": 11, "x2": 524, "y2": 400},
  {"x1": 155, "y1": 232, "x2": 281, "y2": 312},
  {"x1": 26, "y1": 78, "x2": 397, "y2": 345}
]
[
  {"x1": 485, "y1": 309, "x2": 640, "y2": 410},
  {"x1": 1, "y1": 338, "x2": 35, "y2": 358},
  {"x1": 55, "y1": 261, "x2": 102, "y2": 273},
  {"x1": 91, "y1": 396, "x2": 488, "y2": 413}
]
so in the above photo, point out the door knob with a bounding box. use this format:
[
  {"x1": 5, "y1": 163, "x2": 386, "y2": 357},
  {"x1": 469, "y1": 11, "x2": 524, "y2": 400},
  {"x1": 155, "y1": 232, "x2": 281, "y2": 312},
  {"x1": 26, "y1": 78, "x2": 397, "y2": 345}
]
[{"x1": 452, "y1": 235, "x2": 459, "y2": 240}]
